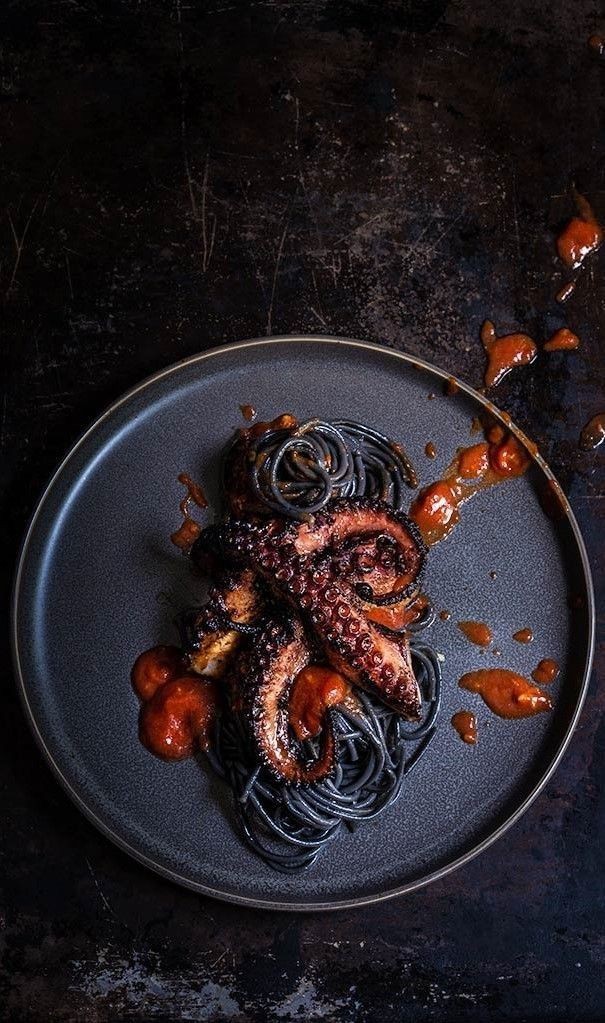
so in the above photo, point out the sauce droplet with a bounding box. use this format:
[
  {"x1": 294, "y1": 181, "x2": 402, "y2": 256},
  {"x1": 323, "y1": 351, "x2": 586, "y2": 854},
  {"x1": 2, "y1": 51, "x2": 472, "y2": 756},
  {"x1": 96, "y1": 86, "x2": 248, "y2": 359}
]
[
  {"x1": 439, "y1": 609, "x2": 451, "y2": 621},
  {"x1": 289, "y1": 666, "x2": 350, "y2": 741},
  {"x1": 427, "y1": 392, "x2": 437, "y2": 401},
  {"x1": 131, "y1": 645, "x2": 186, "y2": 702},
  {"x1": 532, "y1": 659, "x2": 560, "y2": 685},
  {"x1": 489, "y1": 570, "x2": 497, "y2": 580},
  {"x1": 557, "y1": 216, "x2": 602, "y2": 268},
  {"x1": 139, "y1": 677, "x2": 218, "y2": 758},
  {"x1": 544, "y1": 328, "x2": 580, "y2": 352},
  {"x1": 425, "y1": 441, "x2": 437, "y2": 459},
  {"x1": 555, "y1": 281, "x2": 575, "y2": 303},
  {"x1": 458, "y1": 620, "x2": 493, "y2": 647},
  {"x1": 588, "y1": 34, "x2": 605, "y2": 57},
  {"x1": 579, "y1": 414, "x2": 605, "y2": 451},
  {"x1": 451, "y1": 710, "x2": 477, "y2": 745},
  {"x1": 481, "y1": 321, "x2": 537, "y2": 389},
  {"x1": 513, "y1": 628, "x2": 534, "y2": 644},
  {"x1": 444, "y1": 377, "x2": 459, "y2": 396},
  {"x1": 459, "y1": 668, "x2": 553, "y2": 718},
  {"x1": 171, "y1": 473, "x2": 208, "y2": 551},
  {"x1": 457, "y1": 442, "x2": 489, "y2": 479},
  {"x1": 239, "y1": 403, "x2": 256, "y2": 422}
]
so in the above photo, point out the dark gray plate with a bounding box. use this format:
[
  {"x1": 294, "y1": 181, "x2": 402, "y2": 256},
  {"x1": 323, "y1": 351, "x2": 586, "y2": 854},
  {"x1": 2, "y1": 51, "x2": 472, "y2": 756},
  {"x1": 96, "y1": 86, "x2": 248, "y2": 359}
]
[{"x1": 12, "y1": 337, "x2": 594, "y2": 910}]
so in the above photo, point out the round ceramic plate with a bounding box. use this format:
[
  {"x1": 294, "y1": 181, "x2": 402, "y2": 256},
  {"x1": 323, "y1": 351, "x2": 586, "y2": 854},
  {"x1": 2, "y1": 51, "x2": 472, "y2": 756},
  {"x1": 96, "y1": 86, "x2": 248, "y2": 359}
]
[{"x1": 12, "y1": 337, "x2": 594, "y2": 910}]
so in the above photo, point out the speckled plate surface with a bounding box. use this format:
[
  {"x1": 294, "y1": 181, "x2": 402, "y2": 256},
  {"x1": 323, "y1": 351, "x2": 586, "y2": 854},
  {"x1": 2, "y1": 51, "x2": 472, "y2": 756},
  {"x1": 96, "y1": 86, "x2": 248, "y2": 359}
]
[{"x1": 12, "y1": 337, "x2": 594, "y2": 910}]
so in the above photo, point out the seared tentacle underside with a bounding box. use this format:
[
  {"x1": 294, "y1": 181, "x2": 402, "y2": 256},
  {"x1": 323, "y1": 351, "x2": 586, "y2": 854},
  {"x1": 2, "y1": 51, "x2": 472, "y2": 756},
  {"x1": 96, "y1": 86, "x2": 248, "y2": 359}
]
[
  {"x1": 183, "y1": 496, "x2": 427, "y2": 780},
  {"x1": 235, "y1": 617, "x2": 336, "y2": 784}
]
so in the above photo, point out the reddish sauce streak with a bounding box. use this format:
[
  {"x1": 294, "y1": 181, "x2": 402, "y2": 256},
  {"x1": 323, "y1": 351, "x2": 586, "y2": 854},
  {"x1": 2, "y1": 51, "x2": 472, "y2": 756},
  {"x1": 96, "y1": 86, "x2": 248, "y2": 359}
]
[
  {"x1": 248, "y1": 412, "x2": 297, "y2": 439},
  {"x1": 458, "y1": 620, "x2": 492, "y2": 647},
  {"x1": 177, "y1": 472, "x2": 207, "y2": 510},
  {"x1": 367, "y1": 592, "x2": 428, "y2": 631},
  {"x1": 557, "y1": 216, "x2": 602, "y2": 268},
  {"x1": 532, "y1": 659, "x2": 560, "y2": 685},
  {"x1": 289, "y1": 666, "x2": 350, "y2": 741},
  {"x1": 170, "y1": 518, "x2": 202, "y2": 551},
  {"x1": 481, "y1": 320, "x2": 537, "y2": 389},
  {"x1": 459, "y1": 668, "x2": 553, "y2": 719},
  {"x1": 579, "y1": 413, "x2": 605, "y2": 450},
  {"x1": 451, "y1": 710, "x2": 477, "y2": 745},
  {"x1": 171, "y1": 473, "x2": 208, "y2": 551},
  {"x1": 457, "y1": 442, "x2": 489, "y2": 479},
  {"x1": 439, "y1": 609, "x2": 451, "y2": 621},
  {"x1": 555, "y1": 281, "x2": 575, "y2": 303},
  {"x1": 513, "y1": 628, "x2": 534, "y2": 644},
  {"x1": 588, "y1": 34, "x2": 605, "y2": 56},
  {"x1": 139, "y1": 677, "x2": 218, "y2": 759},
  {"x1": 131, "y1": 645, "x2": 185, "y2": 701},
  {"x1": 425, "y1": 441, "x2": 437, "y2": 459},
  {"x1": 410, "y1": 428, "x2": 530, "y2": 545},
  {"x1": 544, "y1": 328, "x2": 580, "y2": 352},
  {"x1": 239, "y1": 403, "x2": 256, "y2": 422}
]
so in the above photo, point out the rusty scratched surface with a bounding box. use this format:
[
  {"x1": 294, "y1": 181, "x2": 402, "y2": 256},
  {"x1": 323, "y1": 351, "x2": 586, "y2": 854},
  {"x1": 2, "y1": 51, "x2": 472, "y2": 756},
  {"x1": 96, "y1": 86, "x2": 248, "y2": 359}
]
[{"x1": 0, "y1": 1, "x2": 603, "y2": 1020}]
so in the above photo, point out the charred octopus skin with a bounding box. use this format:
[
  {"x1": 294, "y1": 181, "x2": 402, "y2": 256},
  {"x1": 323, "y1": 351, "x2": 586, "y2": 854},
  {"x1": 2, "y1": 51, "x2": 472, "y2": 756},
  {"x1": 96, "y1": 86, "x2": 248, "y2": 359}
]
[
  {"x1": 182, "y1": 567, "x2": 266, "y2": 679},
  {"x1": 220, "y1": 497, "x2": 426, "y2": 719},
  {"x1": 235, "y1": 616, "x2": 336, "y2": 784}
]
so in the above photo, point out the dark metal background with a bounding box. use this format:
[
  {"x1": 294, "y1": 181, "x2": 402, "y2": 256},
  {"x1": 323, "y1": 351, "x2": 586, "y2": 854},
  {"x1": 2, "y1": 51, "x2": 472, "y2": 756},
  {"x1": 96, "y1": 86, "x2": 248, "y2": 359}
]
[{"x1": 1, "y1": 0, "x2": 603, "y2": 1019}]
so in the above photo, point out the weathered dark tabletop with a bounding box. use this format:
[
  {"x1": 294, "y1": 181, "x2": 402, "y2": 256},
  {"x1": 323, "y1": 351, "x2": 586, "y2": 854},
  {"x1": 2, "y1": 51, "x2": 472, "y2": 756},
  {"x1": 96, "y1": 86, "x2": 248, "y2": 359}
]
[{"x1": 1, "y1": 2, "x2": 603, "y2": 1020}]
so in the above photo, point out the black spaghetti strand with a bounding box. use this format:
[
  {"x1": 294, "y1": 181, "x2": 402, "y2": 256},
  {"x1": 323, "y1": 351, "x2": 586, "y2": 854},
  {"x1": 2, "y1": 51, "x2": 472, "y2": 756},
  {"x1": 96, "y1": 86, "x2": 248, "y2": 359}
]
[
  {"x1": 246, "y1": 418, "x2": 417, "y2": 519},
  {"x1": 205, "y1": 636, "x2": 442, "y2": 872}
]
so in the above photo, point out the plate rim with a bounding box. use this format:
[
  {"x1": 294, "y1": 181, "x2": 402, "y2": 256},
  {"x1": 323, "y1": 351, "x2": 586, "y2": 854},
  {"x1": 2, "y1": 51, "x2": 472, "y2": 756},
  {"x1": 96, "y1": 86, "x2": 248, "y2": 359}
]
[{"x1": 11, "y1": 334, "x2": 596, "y2": 912}]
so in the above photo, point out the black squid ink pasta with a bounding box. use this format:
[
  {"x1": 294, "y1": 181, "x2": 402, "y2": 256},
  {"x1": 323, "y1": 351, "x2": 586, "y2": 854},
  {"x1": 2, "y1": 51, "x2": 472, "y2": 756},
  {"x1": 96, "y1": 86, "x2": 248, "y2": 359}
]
[{"x1": 200, "y1": 418, "x2": 444, "y2": 871}]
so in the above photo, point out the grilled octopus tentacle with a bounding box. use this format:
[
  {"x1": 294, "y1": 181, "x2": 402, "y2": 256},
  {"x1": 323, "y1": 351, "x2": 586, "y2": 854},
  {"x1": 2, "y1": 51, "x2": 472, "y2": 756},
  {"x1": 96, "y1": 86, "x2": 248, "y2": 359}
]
[
  {"x1": 183, "y1": 568, "x2": 265, "y2": 679},
  {"x1": 238, "y1": 617, "x2": 336, "y2": 785},
  {"x1": 220, "y1": 497, "x2": 425, "y2": 719}
]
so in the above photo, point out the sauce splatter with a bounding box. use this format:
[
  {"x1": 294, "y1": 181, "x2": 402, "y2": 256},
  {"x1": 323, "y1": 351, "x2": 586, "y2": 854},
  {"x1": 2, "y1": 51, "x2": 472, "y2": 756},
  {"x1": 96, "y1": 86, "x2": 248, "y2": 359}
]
[
  {"x1": 139, "y1": 676, "x2": 218, "y2": 759},
  {"x1": 289, "y1": 666, "x2": 350, "y2": 741},
  {"x1": 425, "y1": 441, "x2": 437, "y2": 459},
  {"x1": 410, "y1": 426, "x2": 531, "y2": 545},
  {"x1": 557, "y1": 209, "x2": 602, "y2": 269},
  {"x1": 367, "y1": 592, "x2": 428, "y2": 631},
  {"x1": 458, "y1": 620, "x2": 492, "y2": 647},
  {"x1": 239, "y1": 403, "x2": 257, "y2": 422},
  {"x1": 555, "y1": 281, "x2": 575, "y2": 303},
  {"x1": 489, "y1": 570, "x2": 497, "y2": 580},
  {"x1": 481, "y1": 320, "x2": 537, "y2": 389},
  {"x1": 513, "y1": 628, "x2": 534, "y2": 644},
  {"x1": 451, "y1": 711, "x2": 477, "y2": 745},
  {"x1": 459, "y1": 668, "x2": 552, "y2": 719},
  {"x1": 544, "y1": 328, "x2": 580, "y2": 352},
  {"x1": 427, "y1": 392, "x2": 437, "y2": 401},
  {"x1": 444, "y1": 377, "x2": 459, "y2": 396},
  {"x1": 171, "y1": 473, "x2": 208, "y2": 551},
  {"x1": 532, "y1": 659, "x2": 560, "y2": 685},
  {"x1": 439, "y1": 609, "x2": 451, "y2": 621},
  {"x1": 579, "y1": 414, "x2": 605, "y2": 450}
]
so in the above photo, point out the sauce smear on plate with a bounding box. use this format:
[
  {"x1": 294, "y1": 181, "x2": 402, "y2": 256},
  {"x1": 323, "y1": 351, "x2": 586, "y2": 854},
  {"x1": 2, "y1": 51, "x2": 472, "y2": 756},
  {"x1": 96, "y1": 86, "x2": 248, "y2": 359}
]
[
  {"x1": 459, "y1": 668, "x2": 552, "y2": 718},
  {"x1": 458, "y1": 621, "x2": 492, "y2": 647}
]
